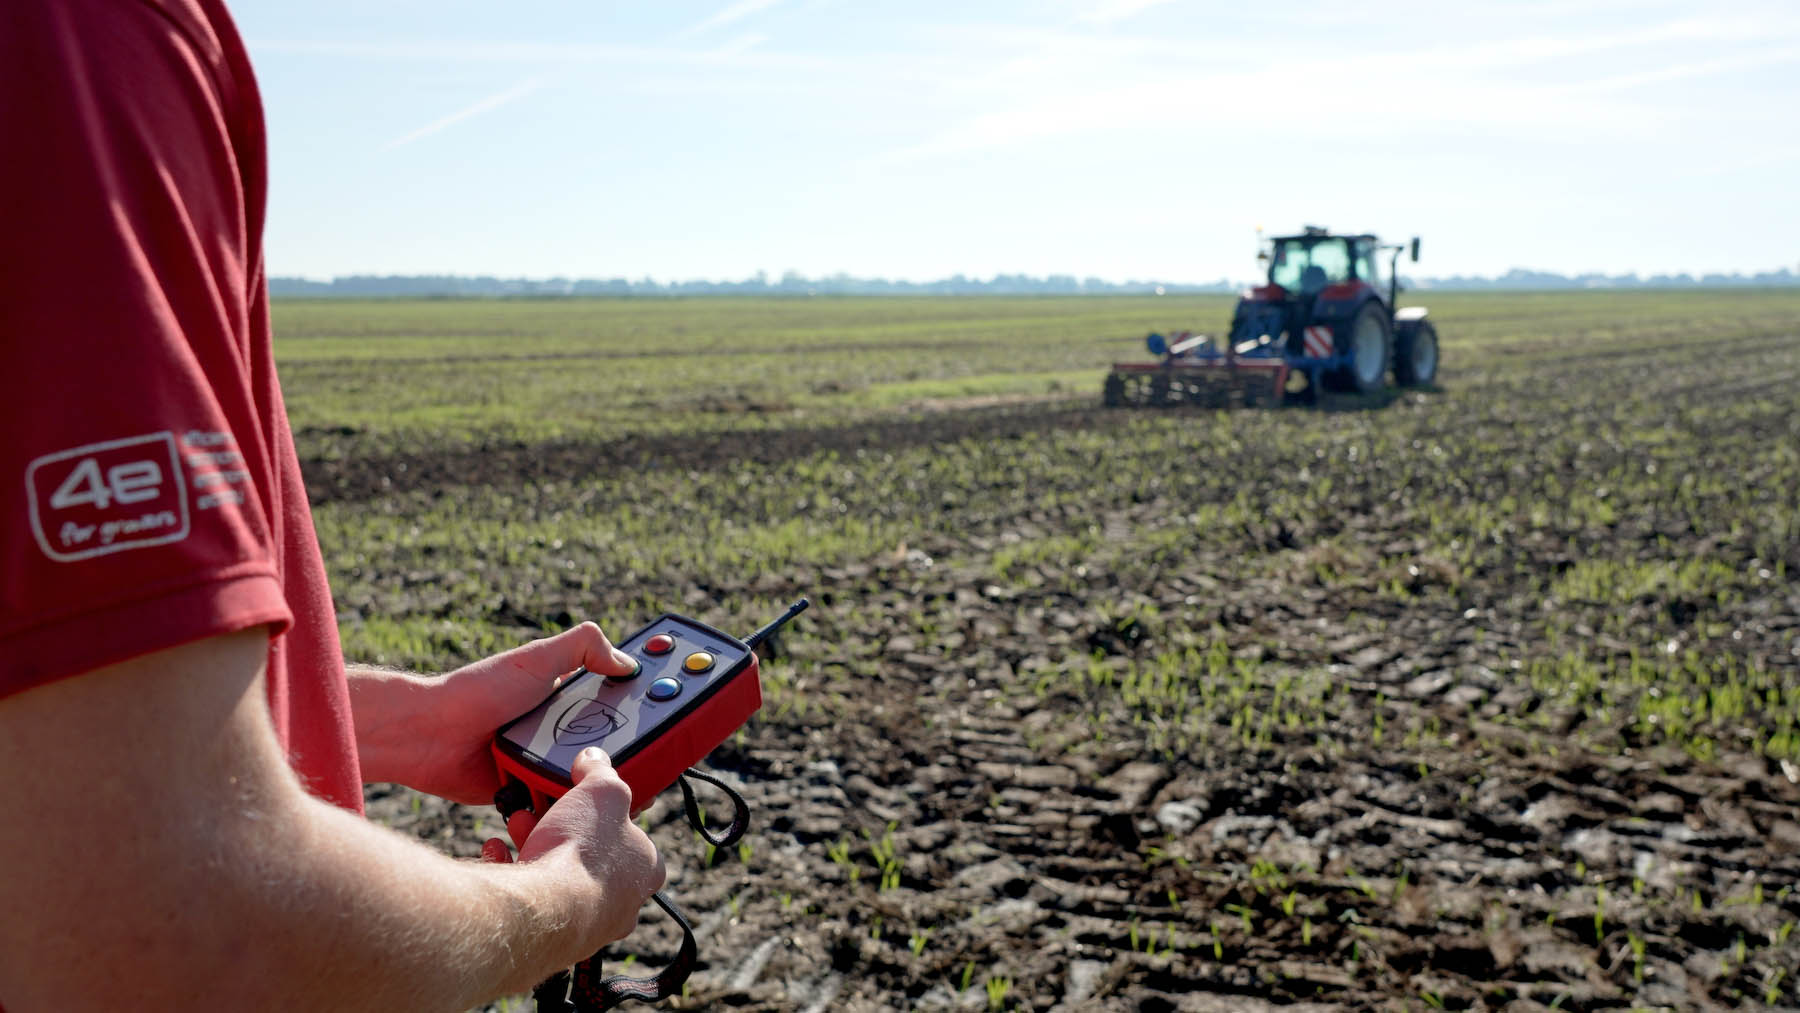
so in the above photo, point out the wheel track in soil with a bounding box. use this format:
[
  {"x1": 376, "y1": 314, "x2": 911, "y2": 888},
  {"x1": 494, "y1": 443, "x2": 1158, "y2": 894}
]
[
  {"x1": 286, "y1": 337, "x2": 1075, "y2": 371},
  {"x1": 603, "y1": 495, "x2": 1800, "y2": 1012},
  {"x1": 646, "y1": 700, "x2": 1800, "y2": 1012},
  {"x1": 300, "y1": 400, "x2": 1127, "y2": 505},
  {"x1": 303, "y1": 326, "x2": 1799, "y2": 507}
]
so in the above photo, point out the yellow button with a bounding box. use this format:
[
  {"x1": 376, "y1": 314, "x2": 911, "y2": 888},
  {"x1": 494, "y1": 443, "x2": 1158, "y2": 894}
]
[{"x1": 682, "y1": 651, "x2": 715, "y2": 674}]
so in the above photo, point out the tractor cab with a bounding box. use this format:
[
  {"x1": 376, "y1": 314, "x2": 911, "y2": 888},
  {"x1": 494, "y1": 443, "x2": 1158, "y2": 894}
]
[{"x1": 1264, "y1": 228, "x2": 1387, "y2": 304}]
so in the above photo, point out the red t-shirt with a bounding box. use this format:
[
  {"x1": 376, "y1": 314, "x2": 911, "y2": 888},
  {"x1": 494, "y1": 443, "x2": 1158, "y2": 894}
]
[{"x1": 0, "y1": 0, "x2": 362, "y2": 812}]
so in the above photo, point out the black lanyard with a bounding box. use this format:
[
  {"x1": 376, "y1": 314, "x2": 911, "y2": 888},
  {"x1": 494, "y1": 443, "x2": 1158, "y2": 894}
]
[{"x1": 496, "y1": 768, "x2": 750, "y2": 1011}]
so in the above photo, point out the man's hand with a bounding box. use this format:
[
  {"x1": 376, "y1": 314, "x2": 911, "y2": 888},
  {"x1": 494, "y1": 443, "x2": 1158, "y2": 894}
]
[
  {"x1": 482, "y1": 747, "x2": 666, "y2": 947},
  {"x1": 351, "y1": 622, "x2": 640, "y2": 806},
  {"x1": 351, "y1": 622, "x2": 640, "y2": 804}
]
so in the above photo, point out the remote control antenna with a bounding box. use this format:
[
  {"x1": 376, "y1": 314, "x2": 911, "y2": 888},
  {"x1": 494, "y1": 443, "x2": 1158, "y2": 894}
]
[{"x1": 744, "y1": 597, "x2": 810, "y2": 649}]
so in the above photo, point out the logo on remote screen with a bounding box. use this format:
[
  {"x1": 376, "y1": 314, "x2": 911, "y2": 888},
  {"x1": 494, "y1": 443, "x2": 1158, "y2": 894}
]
[
  {"x1": 554, "y1": 698, "x2": 626, "y2": 746},
  {"x1": 27, "y1": 433, "x2": 191, "y2": 561}
]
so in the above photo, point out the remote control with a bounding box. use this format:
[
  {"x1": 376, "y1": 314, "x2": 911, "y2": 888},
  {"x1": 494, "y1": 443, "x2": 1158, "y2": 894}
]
[
  {"x1": 491, "y1": 600, "x2": 806, "y2": 1012},
  {"x1": 492, "y1": 600, "x2": 807, "y2": 816}
]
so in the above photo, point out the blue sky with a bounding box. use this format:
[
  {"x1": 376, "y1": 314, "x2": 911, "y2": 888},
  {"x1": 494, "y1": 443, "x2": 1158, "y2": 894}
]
[{"x1": 234, "y1": 1, "x2": 1800, "y2": 284}]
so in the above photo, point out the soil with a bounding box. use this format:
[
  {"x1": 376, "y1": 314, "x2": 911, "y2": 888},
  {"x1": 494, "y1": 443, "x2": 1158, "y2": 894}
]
[{"x1": 337, "y1": 366, "x2": 1800, "y2": 1010}]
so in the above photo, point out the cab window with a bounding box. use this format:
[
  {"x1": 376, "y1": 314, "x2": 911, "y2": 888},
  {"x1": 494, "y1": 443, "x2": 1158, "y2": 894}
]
[
  {"x1": 1270, "y1": 238, "x2": 1351, "y2": 292},
  {"x1": 1356, "y1": 239, "x2": 1381, "y2": 288}
]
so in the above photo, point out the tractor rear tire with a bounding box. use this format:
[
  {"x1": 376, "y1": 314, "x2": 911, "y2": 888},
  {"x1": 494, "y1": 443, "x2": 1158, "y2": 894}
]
[
  {"x1": 1394, "y1": 320, "x2": 1439, "y2": 386},
  {"x1": 1333, "y1": 302, "x2": 1391, "y2": 394}
]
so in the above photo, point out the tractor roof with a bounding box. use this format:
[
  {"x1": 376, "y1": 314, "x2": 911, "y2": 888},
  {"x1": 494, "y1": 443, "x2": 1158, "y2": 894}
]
[{"x1": 1273, "y1": 226, "x2": 1376, "y2": 242}]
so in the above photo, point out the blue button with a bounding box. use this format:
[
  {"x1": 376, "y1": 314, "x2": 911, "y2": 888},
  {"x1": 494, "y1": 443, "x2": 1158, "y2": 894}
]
[{"x1": 646, "y1": 677, "x2": 682, "y2": 702}]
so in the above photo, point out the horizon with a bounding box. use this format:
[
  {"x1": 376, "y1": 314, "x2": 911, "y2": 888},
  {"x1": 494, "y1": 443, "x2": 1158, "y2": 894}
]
[
  {"x1": 268, "y1": 263, "x2": 1800, "y2": 291},
  {"x1": 235, "y1": 1, "x2": 1800, "y2": 285}
]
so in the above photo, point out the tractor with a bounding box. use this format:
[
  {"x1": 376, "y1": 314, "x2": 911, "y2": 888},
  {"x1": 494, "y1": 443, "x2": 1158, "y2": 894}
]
[{"x1": 1103, "y1": 227, "x2": 1439, "y2": 407}]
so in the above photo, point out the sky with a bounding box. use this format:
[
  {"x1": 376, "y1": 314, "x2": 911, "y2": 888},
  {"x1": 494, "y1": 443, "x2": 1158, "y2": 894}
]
[{"x1": 234, "y1": 0, "x2": 1800, "y2": 285}]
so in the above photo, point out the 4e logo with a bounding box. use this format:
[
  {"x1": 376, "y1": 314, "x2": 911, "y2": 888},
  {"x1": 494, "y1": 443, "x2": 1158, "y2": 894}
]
[
  {"x1": 50, "y1": 457, "x2": 164, "y2": 510},
  {"x1": 27, "y1": 432, "x2": 191, "y2": 561}
]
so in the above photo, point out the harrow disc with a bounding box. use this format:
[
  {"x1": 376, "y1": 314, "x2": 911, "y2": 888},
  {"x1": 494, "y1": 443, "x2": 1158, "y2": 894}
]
[
  {"x1": 1102, "y1": 371, "x2": 1126, "y2": 406},
  {"x1": 1101, "y1": 368, "x2": 1285, "y2": 409}
]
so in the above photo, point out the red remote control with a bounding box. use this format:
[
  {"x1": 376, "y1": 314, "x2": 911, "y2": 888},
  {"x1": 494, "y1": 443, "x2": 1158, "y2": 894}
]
[
  {"x1": 492, "y1": 600, "x2": 807, "y2": 816},
  {"x1": 491, "y1": 600, "x2": 806, "y2": 1012}
]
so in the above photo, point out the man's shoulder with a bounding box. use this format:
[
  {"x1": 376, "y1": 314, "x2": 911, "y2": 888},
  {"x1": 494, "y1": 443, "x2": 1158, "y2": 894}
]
[
  {"x1": 12, "y1": 0, "x2": 245, "y2": 85},
  {"x1": 0, "y1": 0, "x2": 281, "y2": 702},
  {"x1": 129, "y1": 0, "x2": 246, "y2": 81},
  {"x1": 124, "y1": 0, "x2": 232, "y2": 48},
  {"x1": 4, "y1": 0, "x2": 265, "y2": 193}
]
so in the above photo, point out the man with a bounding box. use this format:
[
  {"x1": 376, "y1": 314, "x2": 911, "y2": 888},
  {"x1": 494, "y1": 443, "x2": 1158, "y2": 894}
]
[{"x1": 0, "y1": 1, "x2": 665, "y2": 1009}]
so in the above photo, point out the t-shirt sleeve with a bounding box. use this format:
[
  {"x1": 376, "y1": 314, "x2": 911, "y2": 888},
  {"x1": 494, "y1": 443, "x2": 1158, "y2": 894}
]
[{"x1": 0, "y1": 0, "x2": 292, "y2": 697}]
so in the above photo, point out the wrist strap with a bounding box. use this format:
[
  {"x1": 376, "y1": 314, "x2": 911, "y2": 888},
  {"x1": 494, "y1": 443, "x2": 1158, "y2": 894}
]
[
  {"x1": 677, "y1": 768, "x2": 750, "y2": 848},
  {"x1": 571, "y1": 892, "x2": 697, "y2": 1010},
  {"x1": 530, "y1": 893, "x2": 697, "y2": 1012},
  {"x1": 495, "y1": 780, "x2": 707, "y2": 1012}
]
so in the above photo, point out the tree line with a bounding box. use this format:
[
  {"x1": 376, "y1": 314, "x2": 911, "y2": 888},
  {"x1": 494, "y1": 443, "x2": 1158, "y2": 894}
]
[{"x1": 269, "y1": 266, "x2": 1800, "y2": 298}]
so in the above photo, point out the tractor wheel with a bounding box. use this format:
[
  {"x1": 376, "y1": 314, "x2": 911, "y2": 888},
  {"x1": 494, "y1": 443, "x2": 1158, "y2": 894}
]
[
  {"x1": 1394, "y1": 320, "x2": 1439, "y2": 386},
  {"x1": 1103, "y1": 371, "x2": 1126, "y2": 407},
  {"x1": 1335, "y1": 302, "x2": 1391, "y2": 394}
]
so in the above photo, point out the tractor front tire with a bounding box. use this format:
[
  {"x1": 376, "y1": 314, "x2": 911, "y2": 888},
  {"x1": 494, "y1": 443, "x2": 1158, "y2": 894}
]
[
  {"x1": 1395, "y1": 320, "x2": 1440, "y2": 387},
  {"x1": 1335, "y1": 302, "x2": 1391, "y2": 394}
]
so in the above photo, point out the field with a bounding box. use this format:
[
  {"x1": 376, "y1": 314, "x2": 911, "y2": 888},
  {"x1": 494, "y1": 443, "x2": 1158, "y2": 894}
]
[{"x1": 276, "y1": 290, "x2": 1800, "y2": 1012}]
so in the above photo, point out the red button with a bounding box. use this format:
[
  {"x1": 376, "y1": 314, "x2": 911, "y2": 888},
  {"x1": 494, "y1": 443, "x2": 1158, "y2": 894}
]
[{"x1": 644, "y1": 634, "x2": 676, "y2": 656}]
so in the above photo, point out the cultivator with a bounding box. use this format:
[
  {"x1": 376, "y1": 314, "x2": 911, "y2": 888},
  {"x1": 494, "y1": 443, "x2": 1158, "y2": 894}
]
[
  {"x1": 1104, "y1": 227, "x2": 1439, "y2": 408},
  {"x1": 1102, "y1": 332, "x2": 1288, "y2": 409}
]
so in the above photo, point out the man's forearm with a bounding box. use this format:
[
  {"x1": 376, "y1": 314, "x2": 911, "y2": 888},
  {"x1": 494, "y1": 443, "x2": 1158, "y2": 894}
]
[
  {"x1": 346, "y1": 663, "x2": 444, "y2": 787},
  {"x1": 196, "y1": 779, "x2": 598, "y2": 1010},
  {"x1": 0, "y1": 632, "x2": 652, "y2": 1012},
  {"x1": 6, "y1": 766, "x2": 597, "y2": 1012}
]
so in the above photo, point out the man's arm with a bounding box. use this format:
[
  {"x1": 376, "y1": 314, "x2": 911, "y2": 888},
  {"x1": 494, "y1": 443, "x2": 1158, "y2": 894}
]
[{"x1": 0, "y1": 630, "x2": 663, "y2": 1012}]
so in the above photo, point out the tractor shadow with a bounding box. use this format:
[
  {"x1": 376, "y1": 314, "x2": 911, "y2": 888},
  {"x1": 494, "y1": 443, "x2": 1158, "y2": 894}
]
[{"x1": 1292, "y1": 383, "x2": 1443, "y2": 413}]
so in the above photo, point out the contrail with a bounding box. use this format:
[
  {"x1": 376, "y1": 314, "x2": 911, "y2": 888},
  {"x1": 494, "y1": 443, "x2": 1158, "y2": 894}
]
[{"x1": 383, "y1": 76, "x2": 547, "y2": 150}]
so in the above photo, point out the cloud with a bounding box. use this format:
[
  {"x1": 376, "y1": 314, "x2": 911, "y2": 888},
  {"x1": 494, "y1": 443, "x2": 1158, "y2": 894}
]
[
  {"x1": 872, "y1": 12, "x2": 1800, "y2": 163},
  {"x1": 1076, "y1": 0, "x2": 1176, "y2": 25},
  {"x1": 686, "y1": 0, "x2": 783, "y2": 36},
  {"x1": 249, "y1": 37, "x2": 856, "y2": 77},
  {"x1": 382, "y1": 76, "x2": 547, "y2": 150},
  {"x1": 710, "y1": 33, "x2": 770, "y2": 57},
  {"x1": 1577, "y1": 44, "x2": 1800, "y2": 92},
  {"x1": 250, "y1": 39, "x2": 642, "y2": 62}
]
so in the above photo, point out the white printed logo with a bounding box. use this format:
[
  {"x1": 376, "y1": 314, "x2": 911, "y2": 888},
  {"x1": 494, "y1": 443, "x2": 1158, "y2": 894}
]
[
  {"x1": 181, "y1": 430, "x2": 251, "y2": 510},
  {"x1": 27, "y1": 432, "x2": 191, "y2": 561}
]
